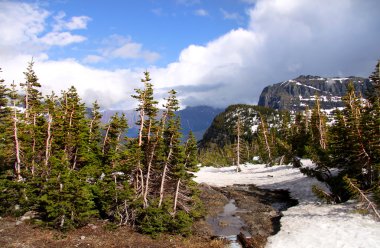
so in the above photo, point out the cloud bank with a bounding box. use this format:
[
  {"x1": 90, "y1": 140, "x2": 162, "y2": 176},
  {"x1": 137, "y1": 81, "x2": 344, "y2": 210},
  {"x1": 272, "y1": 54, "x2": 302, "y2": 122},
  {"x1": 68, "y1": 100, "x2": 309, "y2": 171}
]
[{"x1": 1, "y1": 0, "x2": 379, "y2": 109}]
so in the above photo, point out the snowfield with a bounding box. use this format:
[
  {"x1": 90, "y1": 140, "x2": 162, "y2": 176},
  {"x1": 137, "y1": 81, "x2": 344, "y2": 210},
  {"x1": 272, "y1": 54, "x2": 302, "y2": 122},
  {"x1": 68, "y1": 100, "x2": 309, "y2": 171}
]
[{"x1": 194, "y1": 160, "x2": 380, "y2": 248}]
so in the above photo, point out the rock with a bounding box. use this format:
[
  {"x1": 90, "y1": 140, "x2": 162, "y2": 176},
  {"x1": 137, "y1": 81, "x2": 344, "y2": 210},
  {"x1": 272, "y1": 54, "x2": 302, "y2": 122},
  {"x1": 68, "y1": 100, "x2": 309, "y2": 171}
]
[
  {"x1": 258, "y1": 75, "x2": 371, "y2": 111},
  {"x1": 20, "y1": 211, "x2": 37, "y2": 221},
  {"x1": 80, "y1": 236, "x2": 86, "y2": 240},
  {"x1": 238, "y1": 232, "x2": 254, "y2": 248},
  {"x1": 87, "y1": 223, "x2": 97, "y2": 230}
]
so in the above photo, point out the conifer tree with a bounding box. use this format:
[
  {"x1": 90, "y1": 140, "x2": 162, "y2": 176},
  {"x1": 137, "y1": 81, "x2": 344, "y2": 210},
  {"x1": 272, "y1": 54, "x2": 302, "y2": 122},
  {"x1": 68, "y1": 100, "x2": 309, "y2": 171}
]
[
  {"x1": 102, "y1": 113, "x2": 128, "y2": 168},
  {"x1": 59, "y1": 86, "x2": 89, "y2": 170},
  {"x1": 9, "y1": 82, "x2": 22, "y2": 181},
  {"x1": 158, "y1": 89, "x2": 180, "y2": 207},
  {"x1": 173, "y1": 131, "x2": 199, "y2": 214},
  {"x1": 0, "y1": 69, "x2": 11, "y2": 171},
  {"x1": 20, "y1": 61, "x2": 44, "y2": 176},
  {"x1": 131, "y1": 71, "x2": 158, "y2": 201}
]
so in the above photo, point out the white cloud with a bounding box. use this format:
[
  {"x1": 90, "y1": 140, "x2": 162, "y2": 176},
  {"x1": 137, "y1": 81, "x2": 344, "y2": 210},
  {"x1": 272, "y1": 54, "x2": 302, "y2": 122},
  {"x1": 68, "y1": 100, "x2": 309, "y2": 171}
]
[
  {"x1": 98, "y1": 35, "x2": 160, "y2": 63},
  {"x1": 1, "y1": 0, "x2": 380, "y2": 110},
  {"x1": 83, "y1": 55, "x2": 104, "y2": 64},
  {"x1": 40, "y1": 32, "x2": 86, "y2": 46},
  {"x1": 152, "y1": 0, "x2": 380, "y2": 107},
  {"x1": 194, "y1": 9, "x2": 209, "y2": 17},
  {"x1": 0, "y1": 1, "x2": 88, "y2": 51},
  {"x1": 0, "y1": 1, "x2": 48, "y2": 50},
  {"x1": 53, "y1": 12, "x2": 91, "y2": 31}
]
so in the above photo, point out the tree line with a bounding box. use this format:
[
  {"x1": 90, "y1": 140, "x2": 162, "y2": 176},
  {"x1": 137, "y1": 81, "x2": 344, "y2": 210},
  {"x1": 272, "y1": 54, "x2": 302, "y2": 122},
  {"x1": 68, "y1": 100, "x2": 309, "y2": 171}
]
[
  {"x1": 199, "y1": 62, "x2": 380, "y2": 214},
  {"x1": 0, "y1": 62, "x2": 201, "y2": 235}
]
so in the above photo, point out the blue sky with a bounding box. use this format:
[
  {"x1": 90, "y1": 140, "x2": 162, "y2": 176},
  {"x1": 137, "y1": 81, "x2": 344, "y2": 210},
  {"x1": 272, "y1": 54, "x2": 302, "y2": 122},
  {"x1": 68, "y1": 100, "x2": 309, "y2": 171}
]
[
  {"x1": 21, "y1": 0, "x2": 251, "y2": 68},
  {"x1": 1, "y1": 0, "x2": 380, "y2": 109}
]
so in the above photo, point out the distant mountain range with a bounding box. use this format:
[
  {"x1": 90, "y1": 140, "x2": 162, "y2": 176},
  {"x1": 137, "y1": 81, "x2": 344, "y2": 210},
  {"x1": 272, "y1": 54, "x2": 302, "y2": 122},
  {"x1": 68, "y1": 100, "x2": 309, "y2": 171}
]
[
  {"x1": 99, "y1": 105, "x2": 223, "y2": 141},
  {"x1": 258, "y1": 75, "x2": 372, "y2": 111}
]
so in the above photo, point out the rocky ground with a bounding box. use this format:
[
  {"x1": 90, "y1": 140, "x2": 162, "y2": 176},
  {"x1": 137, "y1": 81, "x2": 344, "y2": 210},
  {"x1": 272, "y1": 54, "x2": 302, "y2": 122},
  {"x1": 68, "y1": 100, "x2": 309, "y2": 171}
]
[{"x1": 0, "y1": 184, "x2": 295, "y2": 248}]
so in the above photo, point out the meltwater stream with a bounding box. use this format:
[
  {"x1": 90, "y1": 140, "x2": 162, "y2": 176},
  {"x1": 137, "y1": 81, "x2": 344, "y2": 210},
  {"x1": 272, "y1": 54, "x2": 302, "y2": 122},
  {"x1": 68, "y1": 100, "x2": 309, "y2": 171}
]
[{"x1": 207, "y1": 199, "x2": 250, "y2": 248}]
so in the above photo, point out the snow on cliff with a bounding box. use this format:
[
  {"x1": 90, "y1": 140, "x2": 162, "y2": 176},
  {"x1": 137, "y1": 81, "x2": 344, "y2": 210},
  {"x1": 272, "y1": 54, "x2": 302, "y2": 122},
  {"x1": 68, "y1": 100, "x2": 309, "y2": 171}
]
[{"x1": 194, "y1": 161, "x2": 380, "y2": 248}]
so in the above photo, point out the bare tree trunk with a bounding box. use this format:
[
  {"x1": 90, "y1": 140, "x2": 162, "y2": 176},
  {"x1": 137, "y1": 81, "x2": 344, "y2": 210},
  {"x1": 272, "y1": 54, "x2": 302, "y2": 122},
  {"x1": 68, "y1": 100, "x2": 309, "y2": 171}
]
[
  {"x1": 236, "y1": 116, "x2": 241, "y2": 172},
  {"x1": 31, "y1": 114, "x2": 36, "y2": 176},
  {"x1": 72, "y1": 147, "x2": 78, "y2": 170},
  {"x1": 89, "y1": 118, "x2": 95, "y2": 142},
  {"x1": 158, "y1": 134, "x2": 174, "y2": 208},
  {"x1": 260, "y1": 117, "x2": 272, "y2": 162},
  {"x1": 143, "y1": 129, "x2": 160, "y2": 208},
  {"x1": 138, "y1": 109, "x2": 145, "y2": 146},
  {"x1": 139, "y1": 166, "x2": 144, "y2": 197},
  {"x1": 102, "y1": 122, "x2": 111, "y2": 155},
  {"x1": 13, "y1": 105, "x2": 21, "y2": 181},
  {"x1": 173, "y1": 179, "x2": 181, "y2": 214},
  {"x1": 45, "y1": 113, "x2": 52, "y2": 167},
  {"x1": 316, "y1": 98, "x2": 326, "y2": 150},
  {"x1": 24, "y1": 85, "x2": 29, "y2": 120}
]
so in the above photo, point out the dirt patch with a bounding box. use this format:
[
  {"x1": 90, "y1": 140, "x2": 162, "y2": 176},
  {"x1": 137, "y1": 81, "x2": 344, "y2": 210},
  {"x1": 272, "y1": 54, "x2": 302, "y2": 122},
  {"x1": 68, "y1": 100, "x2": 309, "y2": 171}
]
[{"x1": 0, "y1": 216, "x2": 224, "y2": 248}]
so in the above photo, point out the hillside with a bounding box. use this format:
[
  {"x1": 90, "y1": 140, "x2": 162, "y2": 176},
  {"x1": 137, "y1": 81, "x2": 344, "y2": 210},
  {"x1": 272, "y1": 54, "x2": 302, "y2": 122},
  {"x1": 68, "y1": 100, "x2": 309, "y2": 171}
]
[
  {"x1": 198, "y1": 104, "x2": 284, "y2": 148},
  {"x1": 258, "y1": 75, "x2": 372, "y2": 111}
]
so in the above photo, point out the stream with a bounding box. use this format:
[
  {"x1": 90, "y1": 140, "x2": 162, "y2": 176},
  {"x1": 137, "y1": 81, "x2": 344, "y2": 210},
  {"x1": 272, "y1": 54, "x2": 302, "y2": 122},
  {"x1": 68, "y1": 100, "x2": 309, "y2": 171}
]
[
  {"x1": 207, "y1": 199, "x2": 250, "y2": 247},
  {"x1": 202, "y1": 184, "x2": 299, "y2": 248}
]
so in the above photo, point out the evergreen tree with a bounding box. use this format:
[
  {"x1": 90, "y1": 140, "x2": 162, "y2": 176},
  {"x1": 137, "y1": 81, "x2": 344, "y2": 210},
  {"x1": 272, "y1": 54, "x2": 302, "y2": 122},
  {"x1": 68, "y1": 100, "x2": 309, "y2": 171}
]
[
  {"x1": 131, "y1": 71, "x2": 159, "y2": 203},
  {"x1": 0, "y1": 69, "x2": 11, "y2": 171},
  {"x1": 20, "y1": 61, "x2": 44, "y2": 176}
]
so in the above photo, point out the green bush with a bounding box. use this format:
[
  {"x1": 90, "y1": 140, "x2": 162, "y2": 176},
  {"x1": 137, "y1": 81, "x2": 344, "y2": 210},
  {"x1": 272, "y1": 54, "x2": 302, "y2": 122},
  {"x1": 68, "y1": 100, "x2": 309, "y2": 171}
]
[
  {"x1": 169, "y1": 210, "x2": 193, "y2": 236},
  {"x1": 137, "y1": 206, "x2": 170, "y2": 237}
]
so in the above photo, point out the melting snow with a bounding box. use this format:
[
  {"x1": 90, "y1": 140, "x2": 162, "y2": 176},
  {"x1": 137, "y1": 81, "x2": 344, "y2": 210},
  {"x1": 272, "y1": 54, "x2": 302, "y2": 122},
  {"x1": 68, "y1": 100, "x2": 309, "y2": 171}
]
[{"x1": 194, "y1": 160, "x2": 380, "y2": 248}]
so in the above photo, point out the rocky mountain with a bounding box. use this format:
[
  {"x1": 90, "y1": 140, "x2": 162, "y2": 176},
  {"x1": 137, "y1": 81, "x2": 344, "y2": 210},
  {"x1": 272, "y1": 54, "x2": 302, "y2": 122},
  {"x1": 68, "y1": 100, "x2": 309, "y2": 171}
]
[
  {"x1": 199, "y1": 104, "x2": 283, "y2": 148},
  {"x1": 99, "y1": 105, "x2": 223, "y2": 140},
  {"x1": 258, "y1": 75, "x2": 372, "y2": 111}
]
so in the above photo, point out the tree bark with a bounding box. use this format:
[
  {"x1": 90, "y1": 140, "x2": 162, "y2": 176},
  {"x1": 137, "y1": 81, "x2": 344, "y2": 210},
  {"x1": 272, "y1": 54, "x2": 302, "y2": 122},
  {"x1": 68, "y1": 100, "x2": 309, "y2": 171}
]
[
  {"x1": 173, "y1": 179, "x2": 180, "y2": 214},
  {"x1": 13, "y1": 104, "x2": 21, "y2": 181},
  {"x1": 158, "y1": 134, "x2": 174, "y2": 208},
  {"x1": 45, "y1": 113, "x2": 52, "y2": 167},
  {"x1": 102, "y1": 122, "x2": 111, "y2": 155}
]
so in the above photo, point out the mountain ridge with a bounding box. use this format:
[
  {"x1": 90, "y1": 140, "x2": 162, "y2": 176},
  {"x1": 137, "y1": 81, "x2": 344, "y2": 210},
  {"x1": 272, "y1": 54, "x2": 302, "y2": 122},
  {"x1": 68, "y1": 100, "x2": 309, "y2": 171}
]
[{"x1": 258, "y1": 75, "x2": 372, "y2": 111}]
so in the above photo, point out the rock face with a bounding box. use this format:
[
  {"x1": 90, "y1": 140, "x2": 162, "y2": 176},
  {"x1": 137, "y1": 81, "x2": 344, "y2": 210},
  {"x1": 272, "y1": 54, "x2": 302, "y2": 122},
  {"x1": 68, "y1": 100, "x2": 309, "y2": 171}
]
[
  {"x1": 258, "y1": 75, "x2": 372, "y2": 111},
  {"x1": 199, "y1": 104, "x2": 281, "y2": 148}
]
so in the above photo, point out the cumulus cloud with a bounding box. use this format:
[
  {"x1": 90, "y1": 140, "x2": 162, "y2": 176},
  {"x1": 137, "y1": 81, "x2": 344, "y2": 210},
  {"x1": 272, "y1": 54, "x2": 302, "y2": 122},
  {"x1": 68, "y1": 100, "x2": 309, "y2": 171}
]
[
  {"x1": 0, "y1": 1, "x2": 48, "y2": 54},
  {"x1": 40, "y1": 32, "x2": 86, "y2": 46},
  {"x1": 0, "y1": 1, "x2": 89, "y2": 51},
  {"x1": 52, "y1": 12, "x2": 91, "y2": 31},
  {"x1": 1, "y1": 0, "x2": 380, "y2": 110},
  {"x1": 85, "y1": 35, "x2": 160, "y2": 64},
  {"x1": 152, "y1": 0, "x2": 380, "y2": 107}
]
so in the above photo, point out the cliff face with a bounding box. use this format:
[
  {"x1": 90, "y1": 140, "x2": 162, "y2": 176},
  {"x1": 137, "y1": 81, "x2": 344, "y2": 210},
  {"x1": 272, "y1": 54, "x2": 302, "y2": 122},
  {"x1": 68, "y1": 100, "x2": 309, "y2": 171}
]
[{"x1": 258, "y1": 75, "x2": 372, "y2": 111}]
